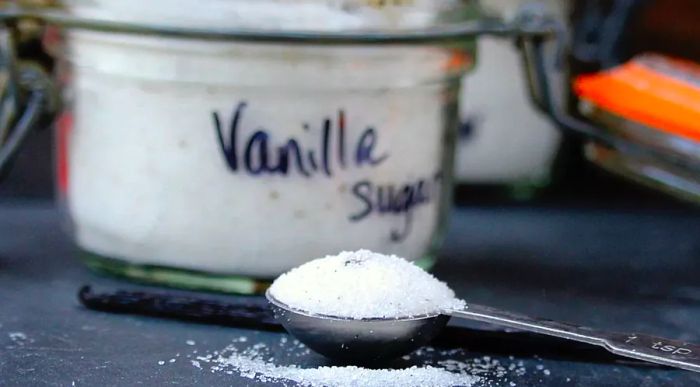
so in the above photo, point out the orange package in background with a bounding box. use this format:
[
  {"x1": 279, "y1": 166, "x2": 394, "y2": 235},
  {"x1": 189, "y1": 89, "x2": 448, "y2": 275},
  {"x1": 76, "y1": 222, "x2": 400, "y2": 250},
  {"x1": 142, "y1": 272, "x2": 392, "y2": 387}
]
[{"x1": 574, "y1": 53, "x2": 700, "y2": 143}]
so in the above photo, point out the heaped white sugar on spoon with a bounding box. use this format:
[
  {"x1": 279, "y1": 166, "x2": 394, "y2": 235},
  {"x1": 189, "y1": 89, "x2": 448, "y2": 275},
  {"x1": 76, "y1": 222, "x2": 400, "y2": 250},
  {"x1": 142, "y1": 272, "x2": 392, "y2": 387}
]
[{"x1": 268, "y1": 250, "x2": 465, "y2": 319}]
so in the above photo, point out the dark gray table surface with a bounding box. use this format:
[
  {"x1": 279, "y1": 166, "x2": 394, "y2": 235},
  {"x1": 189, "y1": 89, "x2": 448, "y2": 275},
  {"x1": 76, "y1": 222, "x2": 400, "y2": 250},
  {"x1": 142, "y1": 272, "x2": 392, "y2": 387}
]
[{"x1": 1, "y1": 201, "x2": 699, "y2": 386}]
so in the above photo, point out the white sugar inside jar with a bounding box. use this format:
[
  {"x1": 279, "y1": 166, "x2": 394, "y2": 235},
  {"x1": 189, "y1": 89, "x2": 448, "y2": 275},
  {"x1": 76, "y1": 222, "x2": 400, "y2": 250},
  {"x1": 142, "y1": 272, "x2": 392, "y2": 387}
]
[{"x1": 57, "y1": 0, "x2": 478, "y2": 292}]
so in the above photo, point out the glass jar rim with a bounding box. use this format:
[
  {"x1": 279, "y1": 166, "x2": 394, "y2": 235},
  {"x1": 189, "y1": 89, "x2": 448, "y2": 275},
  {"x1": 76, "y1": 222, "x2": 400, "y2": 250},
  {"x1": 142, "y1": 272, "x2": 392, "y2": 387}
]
[{"x1": 0, "y1": 7, "x2": 552, "y2": 45}]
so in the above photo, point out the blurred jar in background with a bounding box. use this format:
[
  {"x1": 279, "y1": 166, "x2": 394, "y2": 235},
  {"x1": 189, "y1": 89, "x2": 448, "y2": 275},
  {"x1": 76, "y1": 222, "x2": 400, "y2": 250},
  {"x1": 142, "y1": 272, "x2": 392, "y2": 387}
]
[
  {"x1": 0, "y1": 0, "x2": 57, "y2": 198},
  {"x1": 454, "y1": 0, "x2": 568, "y2": 198}
]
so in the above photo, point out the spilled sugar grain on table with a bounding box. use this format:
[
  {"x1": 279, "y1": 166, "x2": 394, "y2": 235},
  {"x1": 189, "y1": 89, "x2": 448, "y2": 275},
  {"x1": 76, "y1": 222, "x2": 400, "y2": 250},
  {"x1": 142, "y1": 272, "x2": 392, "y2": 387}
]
[{"x1": 160, "y1": 335, "x2": 559, "y2": 387}]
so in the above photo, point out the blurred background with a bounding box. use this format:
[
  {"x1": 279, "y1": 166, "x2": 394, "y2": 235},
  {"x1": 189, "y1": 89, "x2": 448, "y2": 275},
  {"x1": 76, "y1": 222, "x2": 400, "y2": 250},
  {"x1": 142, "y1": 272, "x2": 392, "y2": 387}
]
[{"x1": 1, "y1": 0, "x2": 698, "y2": 212}]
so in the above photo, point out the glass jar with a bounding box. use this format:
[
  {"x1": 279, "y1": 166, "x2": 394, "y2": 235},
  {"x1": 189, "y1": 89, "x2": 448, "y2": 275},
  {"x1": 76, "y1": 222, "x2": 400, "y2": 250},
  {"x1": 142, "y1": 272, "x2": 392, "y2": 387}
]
[{"x1": 49, "y1": 0, "x2": 479, "y2": 293}]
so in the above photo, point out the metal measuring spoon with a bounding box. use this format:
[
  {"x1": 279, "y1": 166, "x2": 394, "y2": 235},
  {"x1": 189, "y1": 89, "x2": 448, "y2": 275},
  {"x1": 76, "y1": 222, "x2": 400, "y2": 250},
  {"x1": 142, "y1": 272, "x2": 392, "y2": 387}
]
[{"x1": 266, "y1": 291, "x2": 700, "y2": 372}]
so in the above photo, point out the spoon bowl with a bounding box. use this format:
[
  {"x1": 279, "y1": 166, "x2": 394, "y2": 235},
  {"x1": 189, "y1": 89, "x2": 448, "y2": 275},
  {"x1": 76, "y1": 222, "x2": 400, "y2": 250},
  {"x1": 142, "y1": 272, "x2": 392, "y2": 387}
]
[{"x1": 266, "y1": 291, "x2": 449, "y2": 363}]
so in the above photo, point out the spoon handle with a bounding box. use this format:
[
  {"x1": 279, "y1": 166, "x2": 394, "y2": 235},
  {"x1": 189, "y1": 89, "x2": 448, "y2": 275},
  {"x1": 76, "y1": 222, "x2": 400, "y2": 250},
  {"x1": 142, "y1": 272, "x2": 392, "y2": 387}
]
[{"x1": 449, "y1": 304, "x2": 700, "y2": 373}]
